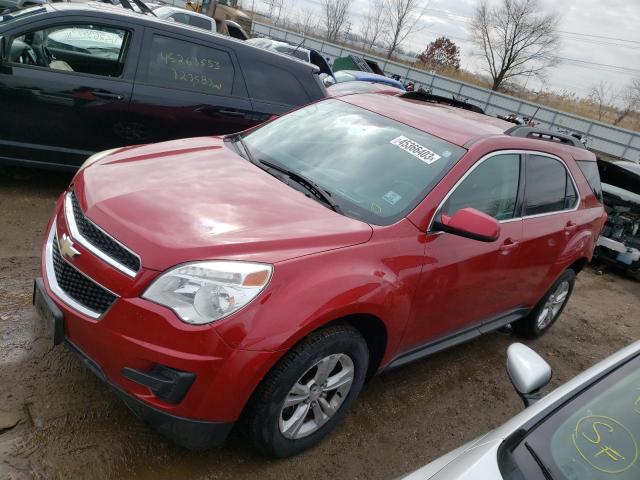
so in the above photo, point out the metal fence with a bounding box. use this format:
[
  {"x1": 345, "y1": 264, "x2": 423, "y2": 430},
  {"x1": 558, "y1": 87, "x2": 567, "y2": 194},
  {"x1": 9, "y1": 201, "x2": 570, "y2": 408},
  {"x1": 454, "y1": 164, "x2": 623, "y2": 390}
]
[{"x1": 251, "y1": 21, "x2": 640, "y2": 163}]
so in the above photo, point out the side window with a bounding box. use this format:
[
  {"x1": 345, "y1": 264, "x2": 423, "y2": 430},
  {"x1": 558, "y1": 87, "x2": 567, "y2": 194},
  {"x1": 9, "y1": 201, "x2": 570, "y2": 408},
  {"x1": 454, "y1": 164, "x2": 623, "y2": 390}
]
[
  {"x1": 146, "y1": 34, "x2": 234, "y2": 96},
  {"x1": 441, "y1": 154, "x2": 520, "y2": 221},
  {"x1": 524, "y1": 155, "x2": 576, "y2": 216},
  {"x1": 243, "y1": 61, "x2": 310, "y2": 106},
  {"x1": 9, "y1": 24, "x2": 129, "y2": 77},
  {"x1": 189, "y1": 16, "x2": 213, "y2": 31}
]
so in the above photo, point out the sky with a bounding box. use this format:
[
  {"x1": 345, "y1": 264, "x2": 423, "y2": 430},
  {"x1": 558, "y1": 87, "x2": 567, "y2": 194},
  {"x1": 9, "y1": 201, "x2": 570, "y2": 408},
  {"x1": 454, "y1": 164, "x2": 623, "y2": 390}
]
[{"x1": 245, "y1": 0, "x2": 640, "y2": 99}]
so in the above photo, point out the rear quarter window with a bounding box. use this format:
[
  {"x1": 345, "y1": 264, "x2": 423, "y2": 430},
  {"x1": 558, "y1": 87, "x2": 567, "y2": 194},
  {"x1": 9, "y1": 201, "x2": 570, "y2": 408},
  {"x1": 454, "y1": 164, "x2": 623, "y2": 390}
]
[
  {"x1": 243, "y1": 61, "x2": 310, "y2": 106},
  {"x1": 577, "y1": 160, "x2": 603, "y2": 202}
]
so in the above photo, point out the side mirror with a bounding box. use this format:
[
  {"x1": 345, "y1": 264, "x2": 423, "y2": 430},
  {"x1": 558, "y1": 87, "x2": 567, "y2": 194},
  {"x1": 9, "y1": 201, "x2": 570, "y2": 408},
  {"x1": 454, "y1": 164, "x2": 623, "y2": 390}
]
[
  {"x1": 433, "y1": 208, "x2": 500, "y2": 242},
  {"x1": 507, "y1": 343, "x2": 552, "y2": 407}
]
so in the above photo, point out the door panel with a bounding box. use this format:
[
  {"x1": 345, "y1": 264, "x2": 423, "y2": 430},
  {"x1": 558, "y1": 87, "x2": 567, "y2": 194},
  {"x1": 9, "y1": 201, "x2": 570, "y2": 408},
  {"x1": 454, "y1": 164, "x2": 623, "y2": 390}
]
[
  {"x1": 0, "y1": 20, "x2": 141, "y2": 167},
  {"x1": 401, "y1": 153, "x2": 525, "y2": 352},
  {"x1": 404, "y1": 220, "x2": 524, "y2": 350},
  {"x1": 518, "y1": 154, "x2": 582, "y2": 304},
  {"x1": 129, "y1": 29, "x2": 257, "y2": 143}
]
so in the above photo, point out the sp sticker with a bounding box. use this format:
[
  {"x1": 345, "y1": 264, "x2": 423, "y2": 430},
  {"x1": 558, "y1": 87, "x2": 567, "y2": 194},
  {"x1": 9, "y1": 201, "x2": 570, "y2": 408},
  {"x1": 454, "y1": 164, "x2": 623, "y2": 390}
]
[
  {"x1": 390, "y1": 136, "x2": 441, "y2": 165},
  {"x1": 572, "y1": 415, "x2": 638, "y2": 474}
]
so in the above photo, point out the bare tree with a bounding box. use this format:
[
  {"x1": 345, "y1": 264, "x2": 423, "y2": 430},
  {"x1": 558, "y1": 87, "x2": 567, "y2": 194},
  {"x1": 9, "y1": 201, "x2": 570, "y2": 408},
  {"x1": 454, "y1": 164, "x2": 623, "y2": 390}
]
[
  {"x1": 360, "y1": 0, "x2": 387, "y2": 50},
  {"x1": 614, "y1": 78, "x2": 640, "y2": 126},
  {"x1": 588, "y1": 81, "x2": 620, "y2": 121},
  {"x1": 384, "y1": 0, "x2": 424, "y2": 59},
  {"x1": 296, "y1": 7, "x2": 316, "y2": 36},
  {"x1": 470, "y1": 0, "x2": 561, "y2": 91},
  {"x1": 320, "y1": 0, "x2": 350, "y2": 42}
]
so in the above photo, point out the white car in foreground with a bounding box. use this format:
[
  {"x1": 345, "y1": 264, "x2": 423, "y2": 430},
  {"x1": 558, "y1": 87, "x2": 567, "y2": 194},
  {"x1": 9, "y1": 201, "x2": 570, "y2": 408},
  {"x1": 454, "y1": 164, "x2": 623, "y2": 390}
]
[{"x1": 403, "y1": 341, "x2": 640, "y2": 479}]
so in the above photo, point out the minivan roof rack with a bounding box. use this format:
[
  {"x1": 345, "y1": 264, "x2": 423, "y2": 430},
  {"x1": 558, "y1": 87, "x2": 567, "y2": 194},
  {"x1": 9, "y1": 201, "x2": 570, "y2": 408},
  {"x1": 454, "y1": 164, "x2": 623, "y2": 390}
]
[
  {"x1": 504, "y1": 126, "x2": 586, "y2": 149},
  {"x1": 399, "y1": 91, "x2": 485, "y2": 115}
]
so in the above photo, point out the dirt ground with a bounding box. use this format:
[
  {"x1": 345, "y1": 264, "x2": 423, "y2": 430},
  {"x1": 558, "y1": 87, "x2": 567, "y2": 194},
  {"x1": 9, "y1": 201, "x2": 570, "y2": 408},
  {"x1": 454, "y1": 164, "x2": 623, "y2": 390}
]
[{"x1": 0, "y1": 166, "x2": 638, "y2": 480}]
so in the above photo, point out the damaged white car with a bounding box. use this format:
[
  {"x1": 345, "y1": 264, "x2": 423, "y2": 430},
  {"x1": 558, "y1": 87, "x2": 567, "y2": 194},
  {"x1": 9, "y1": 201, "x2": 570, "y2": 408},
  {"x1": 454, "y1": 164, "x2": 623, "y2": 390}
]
[{"x1": 595, "y1": 159, "x2": 640, "y2": 280}]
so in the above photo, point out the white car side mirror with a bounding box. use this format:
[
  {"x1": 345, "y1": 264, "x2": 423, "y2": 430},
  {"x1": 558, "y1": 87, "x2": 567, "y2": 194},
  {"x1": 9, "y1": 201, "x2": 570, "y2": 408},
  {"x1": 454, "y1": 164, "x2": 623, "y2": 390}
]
[{"x1": 506, "y1": 343, "x2": 552, "y2": 407}]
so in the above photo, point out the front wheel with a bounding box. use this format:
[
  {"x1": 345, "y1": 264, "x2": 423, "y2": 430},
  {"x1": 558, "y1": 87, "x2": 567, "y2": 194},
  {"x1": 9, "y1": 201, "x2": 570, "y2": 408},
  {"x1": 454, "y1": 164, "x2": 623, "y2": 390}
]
[
  {"x1": 512, "y1": 269, "x2": 575, "y2": 339},
  {"x1": 244, "y1": 325, "x2": 369, "y2": 458}
]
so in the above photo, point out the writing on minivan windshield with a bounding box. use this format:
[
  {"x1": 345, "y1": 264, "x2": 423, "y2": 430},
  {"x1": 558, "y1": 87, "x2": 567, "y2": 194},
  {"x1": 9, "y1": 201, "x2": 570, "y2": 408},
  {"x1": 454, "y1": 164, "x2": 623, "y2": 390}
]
[{"x1": 242, "y1": 99, "x2": 466, "y2": 225}]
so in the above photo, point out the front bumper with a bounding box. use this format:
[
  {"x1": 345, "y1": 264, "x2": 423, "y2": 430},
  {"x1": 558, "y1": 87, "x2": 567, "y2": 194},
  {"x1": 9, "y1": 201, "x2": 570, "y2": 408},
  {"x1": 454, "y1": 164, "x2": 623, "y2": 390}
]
[
  {"x1": 65, "y1": 337, "x2": 233, "y2": 450},
  {"x1": 36, "y1": 198, "x2": 283, "y2": 448},
  {"x1": 595, "y1": 236, "x2": 640, "y2": 271}
]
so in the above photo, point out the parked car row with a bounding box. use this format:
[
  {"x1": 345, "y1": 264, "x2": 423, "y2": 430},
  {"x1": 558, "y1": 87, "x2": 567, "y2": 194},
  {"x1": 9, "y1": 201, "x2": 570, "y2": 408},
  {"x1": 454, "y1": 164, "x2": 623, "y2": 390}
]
[{"x1": 3, "y1": 0, "x2": 626, "y2": 472}]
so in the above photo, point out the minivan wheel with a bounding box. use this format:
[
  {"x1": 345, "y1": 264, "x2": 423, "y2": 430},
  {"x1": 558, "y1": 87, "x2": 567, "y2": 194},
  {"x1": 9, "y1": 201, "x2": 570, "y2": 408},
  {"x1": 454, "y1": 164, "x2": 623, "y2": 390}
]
[
  {"x1": 244, "y1": 325, "x2": 368, "y2": 458},
  {"x1": 512, "y1": 269, "x2": 575, "y2": 339}
]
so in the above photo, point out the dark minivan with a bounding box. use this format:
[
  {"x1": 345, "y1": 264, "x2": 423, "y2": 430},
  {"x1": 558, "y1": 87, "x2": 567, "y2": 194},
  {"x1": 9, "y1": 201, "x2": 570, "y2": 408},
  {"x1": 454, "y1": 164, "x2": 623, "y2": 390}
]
[{"x1": 0, "y1": 4, "x2": 327, "y2": 169}]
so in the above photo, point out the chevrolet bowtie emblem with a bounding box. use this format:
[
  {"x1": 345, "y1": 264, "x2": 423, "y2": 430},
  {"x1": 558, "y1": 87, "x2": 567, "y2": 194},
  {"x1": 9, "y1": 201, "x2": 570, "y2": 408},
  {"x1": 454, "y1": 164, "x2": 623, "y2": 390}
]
[{"x1": 59, "y1": 233, "x2": 80, "y2": 259}]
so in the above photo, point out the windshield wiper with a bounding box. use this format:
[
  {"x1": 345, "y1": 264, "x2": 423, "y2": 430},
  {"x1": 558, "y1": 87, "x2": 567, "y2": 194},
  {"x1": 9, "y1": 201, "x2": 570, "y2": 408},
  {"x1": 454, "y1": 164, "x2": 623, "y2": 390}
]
[
  {"x1": 232, "y1": 136, "x2": 342, "y2": 214},
  {"x1": 258, "y1": 159, "x2": 342, "y2": 214},
  {"x1": 525, "y1": 443, "x2": 555, "y2": 480}
]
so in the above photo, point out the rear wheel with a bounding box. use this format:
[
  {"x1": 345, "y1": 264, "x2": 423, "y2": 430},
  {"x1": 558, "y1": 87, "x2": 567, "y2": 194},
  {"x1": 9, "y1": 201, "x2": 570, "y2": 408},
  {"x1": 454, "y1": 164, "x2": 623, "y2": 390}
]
[
  {"x1": 244, "y1": 325, "x2": 368, "y2": 458},
  {"x1": 512, "y1": 269, "x2": 575, "y2": 339}
]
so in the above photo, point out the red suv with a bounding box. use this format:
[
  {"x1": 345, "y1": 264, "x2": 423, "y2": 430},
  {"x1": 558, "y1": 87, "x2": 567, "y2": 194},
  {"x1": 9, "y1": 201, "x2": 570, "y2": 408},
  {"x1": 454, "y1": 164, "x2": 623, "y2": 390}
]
[{"x1": 34, "y1": 92, "x2": 606, "y2": 457}]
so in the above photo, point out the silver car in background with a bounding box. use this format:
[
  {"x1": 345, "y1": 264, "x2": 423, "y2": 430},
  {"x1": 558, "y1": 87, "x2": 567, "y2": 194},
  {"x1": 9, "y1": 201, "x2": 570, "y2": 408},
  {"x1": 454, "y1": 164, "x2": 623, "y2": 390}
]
[{"x1": 402, "y1": 341, "x2": 640, "y2": 479}]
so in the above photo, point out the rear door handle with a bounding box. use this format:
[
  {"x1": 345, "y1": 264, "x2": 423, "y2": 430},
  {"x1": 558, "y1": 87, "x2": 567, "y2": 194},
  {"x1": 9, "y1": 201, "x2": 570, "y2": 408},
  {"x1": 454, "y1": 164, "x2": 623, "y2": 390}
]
[
  {"x1": 92, "y1": 91, "x2": 124, "y2": 101},
  {"x1": 564, "y1": 222, "x2": 578, "y2": 235},
  {"x1": 195, "y1": 106, "x2": 245, "y2": 117},
  {"x1": 217, "y1": 109, "x2": 246, "y2": 117},
  {"x1": 499, "y1": 239, "x2": 520, "y2": 254}
]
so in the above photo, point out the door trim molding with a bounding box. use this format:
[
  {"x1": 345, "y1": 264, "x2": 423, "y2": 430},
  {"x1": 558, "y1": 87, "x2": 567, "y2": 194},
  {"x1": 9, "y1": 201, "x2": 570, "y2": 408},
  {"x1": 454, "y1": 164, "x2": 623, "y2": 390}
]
[{"x1": 382, "y1": 307, "x2": 529, "y2": 371}]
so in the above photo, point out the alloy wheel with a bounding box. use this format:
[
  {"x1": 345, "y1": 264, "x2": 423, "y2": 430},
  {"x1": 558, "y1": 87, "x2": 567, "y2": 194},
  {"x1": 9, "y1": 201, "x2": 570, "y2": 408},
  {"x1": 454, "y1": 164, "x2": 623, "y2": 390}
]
[
  {"x1": 536, "y1": 280, "x2": 570, "y2": 330},
  {"x1": 279, "y1": 353, "x2": 354, "y2": 439}
]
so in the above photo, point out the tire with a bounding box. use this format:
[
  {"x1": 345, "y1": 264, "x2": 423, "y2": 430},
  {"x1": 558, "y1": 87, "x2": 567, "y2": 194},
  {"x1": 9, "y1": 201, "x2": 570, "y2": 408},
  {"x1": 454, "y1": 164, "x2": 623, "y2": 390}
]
[
  {"x1": 512, "y1": 269, "x2": 576, "y2": 339},
  {"x1": 243, "y1": 324, "x2": 369, "y2": 458}
]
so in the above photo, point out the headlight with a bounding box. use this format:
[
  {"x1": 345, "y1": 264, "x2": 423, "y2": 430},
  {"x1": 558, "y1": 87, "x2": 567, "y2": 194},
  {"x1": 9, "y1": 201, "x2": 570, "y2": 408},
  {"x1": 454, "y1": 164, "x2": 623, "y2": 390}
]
[
  {"x1": 142, "y1": 261, "x2": 273, "y2": 325},
  {"x1": 78, "y1": 148, "x2": 120, "y2": 172}
]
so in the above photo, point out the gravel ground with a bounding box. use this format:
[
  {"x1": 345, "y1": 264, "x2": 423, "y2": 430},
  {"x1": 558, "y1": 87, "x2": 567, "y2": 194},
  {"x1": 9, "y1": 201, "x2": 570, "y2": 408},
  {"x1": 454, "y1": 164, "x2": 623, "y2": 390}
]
[{"x1": 0, "y1": 166, "x2": 638, "y2": 480}]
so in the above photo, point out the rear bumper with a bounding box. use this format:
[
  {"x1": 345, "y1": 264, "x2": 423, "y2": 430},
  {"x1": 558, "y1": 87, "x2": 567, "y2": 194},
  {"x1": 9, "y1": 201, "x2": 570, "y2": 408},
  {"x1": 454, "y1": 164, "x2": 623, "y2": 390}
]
[{"x1": 65, "y1": 339, "x2": 234, "y2": 450}]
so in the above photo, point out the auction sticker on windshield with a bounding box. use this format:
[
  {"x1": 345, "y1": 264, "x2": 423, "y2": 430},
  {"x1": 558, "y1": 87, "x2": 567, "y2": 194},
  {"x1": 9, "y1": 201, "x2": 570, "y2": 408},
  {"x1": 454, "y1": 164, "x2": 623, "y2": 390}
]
[{"x1": 390, "y1": 136, "x2": 441, "y2": 165}]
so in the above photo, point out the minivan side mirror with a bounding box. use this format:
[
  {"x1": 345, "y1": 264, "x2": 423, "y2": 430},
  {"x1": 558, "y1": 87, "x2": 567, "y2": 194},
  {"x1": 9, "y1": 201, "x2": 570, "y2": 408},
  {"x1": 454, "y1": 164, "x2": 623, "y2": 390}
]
[
  {"x1": 433, "y1": 208, "x2": 500, "y2": 242},
  {"x1": 507, "y1": 343, "x2": 552, "y2": 407}
]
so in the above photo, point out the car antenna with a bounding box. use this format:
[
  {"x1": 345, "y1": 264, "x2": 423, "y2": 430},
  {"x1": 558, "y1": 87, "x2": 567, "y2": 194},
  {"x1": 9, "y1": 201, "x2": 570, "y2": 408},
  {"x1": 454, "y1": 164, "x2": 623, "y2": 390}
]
[{"x1": 291, "y1": 38, "x2": 305, "y2": 55}]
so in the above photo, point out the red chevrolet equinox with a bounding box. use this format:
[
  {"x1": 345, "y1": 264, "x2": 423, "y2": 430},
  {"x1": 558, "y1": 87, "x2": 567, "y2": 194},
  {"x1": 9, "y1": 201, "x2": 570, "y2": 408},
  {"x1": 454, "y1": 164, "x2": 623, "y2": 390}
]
[{"x1": 34, "y1": 92, "x2": 606, "y2": 457}]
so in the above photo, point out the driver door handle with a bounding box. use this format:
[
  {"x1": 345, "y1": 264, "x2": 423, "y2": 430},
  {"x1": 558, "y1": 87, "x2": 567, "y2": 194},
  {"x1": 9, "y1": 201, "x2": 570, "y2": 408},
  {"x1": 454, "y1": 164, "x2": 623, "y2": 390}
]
[{"x1": 499, "y1": 239, "x2": 520, "y2": 255}]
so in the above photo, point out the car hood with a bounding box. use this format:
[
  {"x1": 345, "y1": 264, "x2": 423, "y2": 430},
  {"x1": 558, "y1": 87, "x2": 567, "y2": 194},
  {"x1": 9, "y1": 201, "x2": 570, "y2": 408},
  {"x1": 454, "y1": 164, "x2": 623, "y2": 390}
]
[
  {"x1": 73, "y1": 137, "x2": 373, "y2": 271},
  {"x1": 602, "y1": 183, "x2": 640, "y2": 211}
]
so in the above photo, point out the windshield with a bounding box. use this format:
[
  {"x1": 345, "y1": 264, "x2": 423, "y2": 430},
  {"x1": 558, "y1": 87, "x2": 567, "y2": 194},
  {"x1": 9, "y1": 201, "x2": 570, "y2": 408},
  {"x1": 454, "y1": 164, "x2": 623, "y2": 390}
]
[
  {"x1": 521, "y1": 354, "x2": 640, "y2": 479},
  {"x1": 0, "y1": 6, "x2": 46, "y2": 24},
  {"x1": 241, "y1": 99, "x2": 465, "y2": 225}
]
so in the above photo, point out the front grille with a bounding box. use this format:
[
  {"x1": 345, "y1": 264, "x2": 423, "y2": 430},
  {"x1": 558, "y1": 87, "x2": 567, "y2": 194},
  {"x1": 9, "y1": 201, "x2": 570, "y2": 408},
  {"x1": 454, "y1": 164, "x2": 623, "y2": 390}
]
[
  {"x1": 52, "y1": 235, "x2": 117, "y2": 314},
  {"x1": 70, "y1": 191, "x2": 140, "y2": 272}
]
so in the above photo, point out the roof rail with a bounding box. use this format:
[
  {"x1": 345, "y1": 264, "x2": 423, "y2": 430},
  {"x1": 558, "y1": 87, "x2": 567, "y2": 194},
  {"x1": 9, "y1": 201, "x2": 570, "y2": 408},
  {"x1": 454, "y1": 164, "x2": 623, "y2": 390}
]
[
  {"x1": 399, "y1": 91, "x2": 485, "y2": 114},
  {"x1": 504, "y1": 126, "x2": 585, "y2": 149}
]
